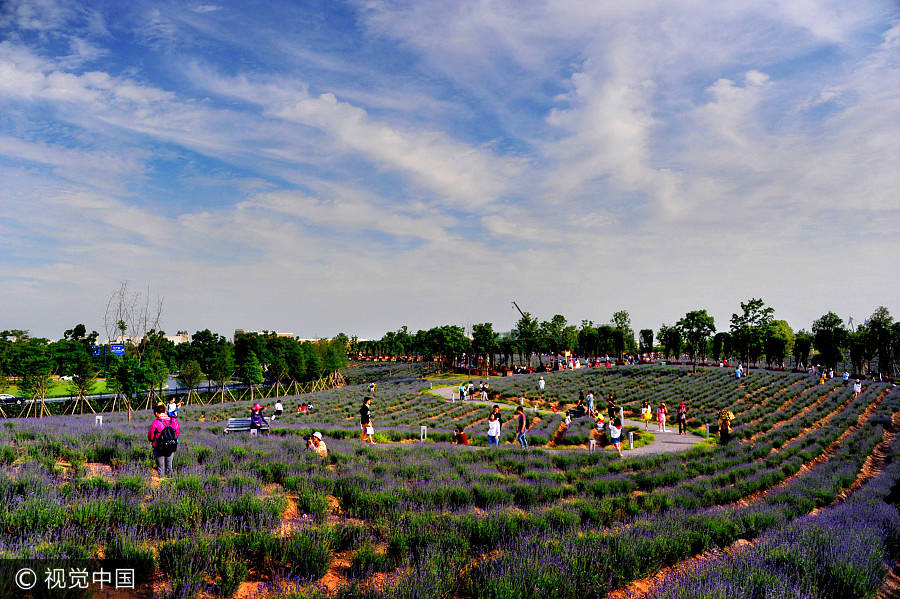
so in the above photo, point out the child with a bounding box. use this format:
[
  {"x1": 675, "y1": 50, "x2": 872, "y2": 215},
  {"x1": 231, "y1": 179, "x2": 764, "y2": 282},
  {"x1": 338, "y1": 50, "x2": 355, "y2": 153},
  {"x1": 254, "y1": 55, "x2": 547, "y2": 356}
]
[
  {"x1": 657, "y1": 402, "x2": 668, "y2": 432},
  {"x1": 641, "y1": 400, "x2": 652, "y2": 430}
]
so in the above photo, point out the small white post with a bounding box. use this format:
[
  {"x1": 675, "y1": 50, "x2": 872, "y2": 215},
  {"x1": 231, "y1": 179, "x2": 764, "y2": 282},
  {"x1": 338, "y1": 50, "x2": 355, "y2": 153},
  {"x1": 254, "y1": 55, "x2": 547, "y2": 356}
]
[
  {"x1": 250, "y1": 428, "x2": 257, "y2": 437},
  {"x1": 628, "y1": 431, "x2": 634, "y2": 449},
  {"x1": 94, "y1": 415, "x2": 103, "y2": 427},
  {"x1": 705, "y1": 423, "x2": 710, "y2": 439},
  {"x1": 420, "y1": 425, "x2": 427, "y2": 441},
  {"x1": 619, "y1": 406, "x2": 624, "y2": 422},
  {"x1": 589, "y1": 439, "x2": 596, "y2": 452}
]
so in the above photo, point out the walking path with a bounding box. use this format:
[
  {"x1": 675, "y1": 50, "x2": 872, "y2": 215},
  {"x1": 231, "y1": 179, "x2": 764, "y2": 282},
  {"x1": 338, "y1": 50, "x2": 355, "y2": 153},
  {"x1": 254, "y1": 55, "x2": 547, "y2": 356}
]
[{"x1": 428, "y1": 386, "x2": 705, "y2": 455}]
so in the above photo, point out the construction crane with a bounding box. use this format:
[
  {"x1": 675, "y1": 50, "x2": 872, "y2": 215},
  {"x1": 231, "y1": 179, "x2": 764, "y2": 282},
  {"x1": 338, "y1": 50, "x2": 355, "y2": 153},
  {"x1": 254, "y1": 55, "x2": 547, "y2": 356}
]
[{"x1": 512, "y1": 301, "x2": 526, "y2": 319}]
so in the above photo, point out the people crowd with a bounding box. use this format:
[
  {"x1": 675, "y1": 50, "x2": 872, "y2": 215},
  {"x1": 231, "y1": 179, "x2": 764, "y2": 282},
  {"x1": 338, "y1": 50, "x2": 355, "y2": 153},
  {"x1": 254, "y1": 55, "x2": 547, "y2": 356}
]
[{"x1": 144, "y1": 368, "x2": 753, "y2": 479}]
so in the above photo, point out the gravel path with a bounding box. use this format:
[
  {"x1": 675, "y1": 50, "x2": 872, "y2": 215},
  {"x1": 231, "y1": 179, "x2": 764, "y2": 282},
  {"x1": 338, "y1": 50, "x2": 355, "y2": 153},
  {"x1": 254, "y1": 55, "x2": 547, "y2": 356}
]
[{"x1": 428, "y1": 385, "x2": 706, "y2": 455}]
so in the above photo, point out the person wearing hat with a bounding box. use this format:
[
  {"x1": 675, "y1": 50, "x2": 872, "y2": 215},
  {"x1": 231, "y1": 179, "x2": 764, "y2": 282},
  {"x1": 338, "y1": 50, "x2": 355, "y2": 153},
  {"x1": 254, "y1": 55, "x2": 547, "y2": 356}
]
[
  {"x1": 677, "y1": 401, "x2": 688, "y2": 435},
  {"x1": 538, "y1": 376, "x2": 545, "y2": 392},
  {"x1": 306, "y1": 431, "x2": 328, "y2": 457},
  {"x1": 853, "y1": 379, "x2": 862, "y2": 398},
  {"x1": 360, "y1": 397, "x2": 375, "y2": 444},
  {"x1": 250, "y1": 402, "x2": 266, "y2": 431}
]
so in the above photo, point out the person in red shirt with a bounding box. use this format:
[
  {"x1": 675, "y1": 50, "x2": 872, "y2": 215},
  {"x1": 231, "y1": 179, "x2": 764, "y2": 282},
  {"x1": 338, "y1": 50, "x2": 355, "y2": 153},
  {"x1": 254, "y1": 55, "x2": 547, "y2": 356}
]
[{"x1": 453, "y1": 425, "x2": 469, "y2": 445}]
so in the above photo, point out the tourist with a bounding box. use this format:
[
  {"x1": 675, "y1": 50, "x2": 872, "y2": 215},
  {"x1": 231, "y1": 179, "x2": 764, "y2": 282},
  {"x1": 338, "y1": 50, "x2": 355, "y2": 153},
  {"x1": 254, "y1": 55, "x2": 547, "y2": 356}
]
[
  {"x1": 515, "y1": 406, "x2": 528, "y2": 448},
  {"x1": 306, "y1": 431, "x2": 328, "y2": 458},
  {"x1": 853, "y1": 379, "x2": 862, "y2": 398},
  {"x1": 453, "y1": 425, "x2": 469, "y2": 445},
  {"x1": 735, "y1": 363, "x2": 743, "y2": 380},
  {"x1": 250, "y1": 403, "x2": 266, "y2": 431},
  {"x1": 481, "y1": 382, "x2": 489, "y2": 401},
  {"x1": 677, "y1": 401, "x2": 688, "y2": 435},
  {"x1": 487, "y1": 405, "x2": 503, "y2": 446},
  {"x1": 657, "y1": 402, "x2": 668, "y2": 432},
  {"x1": 718, "y1": 409, "x2": 734, "y2": 444},
  {"x1": 586, "y1": 390, "x2": 595, "y2": 415},
  {"x1": 273, "y1": 399, "x2": 284, "y2": 420},
  {"x1": 568, "y1": 397, "x2": 587, "y2": 419},
  {"x1": 607, "y1": 394, "x2": 617, "y2": 422},
  {"x1": 843, "y1": 371, "x2": 850, "y2": 385},
  {"x1": 167, "y1": 398, "x2": 183, "y2": 418},
  {"x1": 608, "y1": 417, "x2": 624, "y2": 457},
  {"x1": 148, "y1": 403, "x2": 179, "y2": 477},
  {"x1": 538, "y1": 376, "x2": 545, "y2": 392},
  {"x1": 641, "y1": 400, "x2": 652, "y2": 430},
  {"x1": 360, "y1": 397, "x2": 375, "y2": 444}
]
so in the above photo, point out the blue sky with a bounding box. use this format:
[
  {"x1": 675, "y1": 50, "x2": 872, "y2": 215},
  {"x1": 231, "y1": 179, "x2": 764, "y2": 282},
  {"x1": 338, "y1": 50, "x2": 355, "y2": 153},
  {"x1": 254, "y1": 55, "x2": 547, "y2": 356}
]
[{"x1": 1, "y1": 0, "x2": 898, "y2": 340}]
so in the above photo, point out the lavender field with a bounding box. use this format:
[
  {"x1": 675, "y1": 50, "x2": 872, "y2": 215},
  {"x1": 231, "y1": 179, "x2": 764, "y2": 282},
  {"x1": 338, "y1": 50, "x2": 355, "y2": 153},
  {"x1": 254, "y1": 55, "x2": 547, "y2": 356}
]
[{"x1": 1, "y1": 365, "x2": 898, "y2": 599}]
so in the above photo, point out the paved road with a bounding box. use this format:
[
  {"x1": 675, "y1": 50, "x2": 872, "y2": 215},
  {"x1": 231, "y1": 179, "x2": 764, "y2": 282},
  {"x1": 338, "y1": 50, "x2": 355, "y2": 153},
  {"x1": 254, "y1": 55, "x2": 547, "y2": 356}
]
[{"x1": 428, "y1": 385, "x2": 706, "y2": 455}]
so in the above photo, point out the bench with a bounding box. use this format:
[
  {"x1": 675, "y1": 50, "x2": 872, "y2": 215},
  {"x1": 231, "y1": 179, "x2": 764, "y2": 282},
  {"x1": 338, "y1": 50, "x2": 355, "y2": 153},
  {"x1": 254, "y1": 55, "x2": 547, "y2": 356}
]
[{"x1": 223, "y1": 417, "x2": 271, "y2": 435}]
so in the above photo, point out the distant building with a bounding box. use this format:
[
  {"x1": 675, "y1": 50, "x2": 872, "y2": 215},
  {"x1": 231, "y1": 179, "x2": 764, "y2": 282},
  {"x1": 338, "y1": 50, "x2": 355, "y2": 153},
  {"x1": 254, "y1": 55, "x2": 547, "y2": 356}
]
[{"x1": 166, "y1": 331, "x2": 191, "y2": 345}]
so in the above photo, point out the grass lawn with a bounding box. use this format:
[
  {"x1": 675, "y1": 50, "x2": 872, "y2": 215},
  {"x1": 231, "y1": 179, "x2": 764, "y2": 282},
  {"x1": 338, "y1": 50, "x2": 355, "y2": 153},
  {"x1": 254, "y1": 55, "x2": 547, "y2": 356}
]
[{"x1": 1, "y1": 379, "x2": 117, "y2": 398}]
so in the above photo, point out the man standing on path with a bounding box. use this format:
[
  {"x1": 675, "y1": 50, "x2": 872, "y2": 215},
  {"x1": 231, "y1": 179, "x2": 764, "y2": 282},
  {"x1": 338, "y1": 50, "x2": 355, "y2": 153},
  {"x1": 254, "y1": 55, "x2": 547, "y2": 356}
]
[{"x1": 515, "y1": 406, "x2": 528, "y2": 448}]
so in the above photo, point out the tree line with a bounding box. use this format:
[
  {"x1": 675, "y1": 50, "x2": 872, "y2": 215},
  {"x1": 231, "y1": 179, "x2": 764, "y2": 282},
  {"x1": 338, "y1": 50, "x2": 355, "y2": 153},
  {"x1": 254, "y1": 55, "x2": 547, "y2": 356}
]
[
  {"x1": 0, "y1": 327, "x2": 349, "y2": 402},
  {"x1": 356, "y1": 300, "x2": 900, "y2": 376}
]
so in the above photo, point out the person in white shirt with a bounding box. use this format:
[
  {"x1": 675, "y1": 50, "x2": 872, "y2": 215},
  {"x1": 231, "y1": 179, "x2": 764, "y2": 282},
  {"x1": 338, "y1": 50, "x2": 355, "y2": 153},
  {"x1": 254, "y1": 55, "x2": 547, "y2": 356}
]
[
  {"x1": 538, "y1": 376, "x2": 545, "y2": 391},
  {"x1": 273, "y1": 400, "x2": 284, "y2": 420},
  {"x1": 853, "y1": 380, "x2": 862, "y2": 398},
  {"x1": 608, "y1": 417, "x2": 624, "y2": 457}
]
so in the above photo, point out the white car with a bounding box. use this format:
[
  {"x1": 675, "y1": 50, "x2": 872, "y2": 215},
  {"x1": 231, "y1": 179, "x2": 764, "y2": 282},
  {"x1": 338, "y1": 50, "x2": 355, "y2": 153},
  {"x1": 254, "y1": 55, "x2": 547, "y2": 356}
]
[{"x1": 0, "y1": 393, "x2": 21, "y2": 404}]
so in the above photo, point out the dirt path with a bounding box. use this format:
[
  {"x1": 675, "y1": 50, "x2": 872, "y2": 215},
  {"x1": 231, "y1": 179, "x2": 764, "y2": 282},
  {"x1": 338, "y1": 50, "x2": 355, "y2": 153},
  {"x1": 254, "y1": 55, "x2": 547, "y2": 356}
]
[{"x1": 429, "y1": 386, "x2": 705, "y2": 455}]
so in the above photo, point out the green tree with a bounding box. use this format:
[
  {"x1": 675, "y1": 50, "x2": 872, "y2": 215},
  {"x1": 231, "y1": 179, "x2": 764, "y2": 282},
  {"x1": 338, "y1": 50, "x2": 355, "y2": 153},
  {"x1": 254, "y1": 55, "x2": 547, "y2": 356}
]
[
  {"x1": 577, "y1": 321, "x2": 598, "y2": 357},
  {"x1": 658, "y1": 325, "x2": 682, "y2": 360},
  {"x1": 639, "y1": 329, "x2": 654, "y2": 355},
  {"x1": 69, "y1": 354, "x2": 98, "y2": 403},
  {"x1": 612, "y1": 310, "x2": 637, "y2": 355},
  {"x1": 285, "y1": 343, "x2": 307, "y2": 383},
  {"x1": 304, "y1": 343, "x2": 323, "y2": 380},
  {"x1": 597, "y1": 325, "x2": 616, "y2": 357},
  {"x1": 730, "y1": 298, "x2": 775, "y2": 366},
  {"x1": 793, "y1": 330, "x2": 812, "y2": 369},
  {"x1": 471, "y1": 323, "x2": 500, "y2": 370},
  {"x1": 812, "y1": 312, "x2": 848, "y2": 369},
  {"x1": 115, "y1": 356, "x2": 148, "y2": 401},
  {"x1": 865, "y1": 307, "x2": 894, "y2": 375},
  {"x1": 539, "y1": 315, "x2": 568, "y2": 355},
  {"x1": 712, "y1": 332, "x2": 732, "y2": 361},
  {"x1": 176, "y1": 359, "x2": 204, "y2": 399},
  {"x1": 238, "y1": 351, "x2": 264, "y2": 401},
  {"x1": 322, "y1": 340, "x2": 348, "y2": 374},
  {"x1": 208, "y1": 344, "x2": 235, "y2": 402},
  {"x1": 676, "y1": 309, "x2": 716, "y2": 370},
  {"x1": 847, "y1": 327, "x2": 870, "y2": 374},
  {"x1": 514, "y1": 313, "x2": 540, "y2": 366}
]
